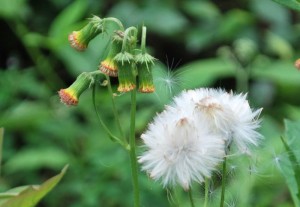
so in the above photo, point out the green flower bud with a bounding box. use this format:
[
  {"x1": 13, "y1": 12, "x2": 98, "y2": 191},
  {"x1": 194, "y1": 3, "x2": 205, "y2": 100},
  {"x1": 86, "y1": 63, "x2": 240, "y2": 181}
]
[
  {"x1": 135, "y1": 53, "x2": 156, "y2": 93},
  {"x1": 99, "y1": 32, "x2": 123, "y2": 77},
  {"x1": 68, "y1": 16, "x2": 103, "y2": 51},
  {"x1": 114, "y1": 52, "x2": 136, "y2": 92},
  {"x1": 58, "y1": 72, "x2": 91, "y2": 106}
]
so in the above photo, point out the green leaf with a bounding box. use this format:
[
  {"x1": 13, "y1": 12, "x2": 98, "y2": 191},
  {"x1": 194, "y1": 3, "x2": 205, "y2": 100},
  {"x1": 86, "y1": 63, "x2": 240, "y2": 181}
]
[
  {"x1": 217, "y1": 9, "x2": 254, "y2": 40},
  {"x1": 175, "y1": 58, "x2": 235, "y2": 89},
  {"x1": 279, "y1": 120, "x2": 300, "y2": 207},
  {"x1": 0, "y1": 165, "x2": 68, "y2": 207},
  {"x1": 265, "y1": 31, "x2": 293, "y2": 59},
  {"x1": 273, "y1": 0, "x2": 300, "y2": 11},
  {"x1": 0, "y1": 0, "x2": 28, "y2": 19},
  {"x1": 182, "y1": 1, "x2": 220, "y2": 20},
  {"x1": 49, "y1": 0, "x2": 88, "y2": 37},
  {"x1": 285, "y1": 120, "x2": 300, "y2": 164},
  {"x1": 4, "y1": 148, "x2": 70, "y2": 173}
]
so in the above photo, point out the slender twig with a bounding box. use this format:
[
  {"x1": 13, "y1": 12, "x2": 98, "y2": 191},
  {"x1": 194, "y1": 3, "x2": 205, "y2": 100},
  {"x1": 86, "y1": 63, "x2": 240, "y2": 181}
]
[
  {"x1": 129, "y1": 88, "x2": 140, "y2": 207},
  {"x1": 188, "y1": 189, "x2": 195, "y2": 207},
  {"x1": 92, "y1": 84, "x2": 125, "y2": 147},
  {"x1": 220, "y1": 157, "x2": 227, "y2": 207},
  {"x1": 105, "y1": 75, "x2": 127, "y2": 144}
]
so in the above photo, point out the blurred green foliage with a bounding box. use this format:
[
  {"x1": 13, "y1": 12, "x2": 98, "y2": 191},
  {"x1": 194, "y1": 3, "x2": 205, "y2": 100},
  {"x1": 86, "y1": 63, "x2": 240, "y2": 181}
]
[{"x1": 1, "y1": 0, "x2": 300, "y2": 206}]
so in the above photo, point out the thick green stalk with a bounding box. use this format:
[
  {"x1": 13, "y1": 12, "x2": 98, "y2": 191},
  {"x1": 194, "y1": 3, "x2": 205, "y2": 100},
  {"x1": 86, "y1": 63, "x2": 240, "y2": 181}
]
[
  {"x1": 188, "y1": 189, "x2": 195, "y2": 207},
  {"x1": 220, "y1": 157, "x2": 227, "y2": 207},
  {"x1": 204, "y1": 178, "x2": 209, "y2": 207},
  {"x1": 129, "y1": 88, "x2": 140, "y2": 207}
]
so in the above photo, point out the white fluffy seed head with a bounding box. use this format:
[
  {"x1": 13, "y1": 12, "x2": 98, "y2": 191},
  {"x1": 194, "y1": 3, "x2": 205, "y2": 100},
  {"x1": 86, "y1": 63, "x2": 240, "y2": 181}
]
[
  {"x1": 139, "y1": 104, "x2": 225, "y2": 190},
  {"x1": 139, "y1": 88, "x2": 262, "y2": 189}
]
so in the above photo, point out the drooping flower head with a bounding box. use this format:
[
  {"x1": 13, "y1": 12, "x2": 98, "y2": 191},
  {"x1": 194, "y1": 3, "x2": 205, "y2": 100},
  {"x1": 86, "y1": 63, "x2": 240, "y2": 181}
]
[
  {"x1": 114, "y1": 52, "x2": 136, "y2": 92},
  {"x1": 99, "y1": 32, "x2": 123, "y2": 77},
  {"x1": 135, "y1": 53, "x2": 156, "y2": 93},
  {"x1": 58, "y1": 72, "x2": 91, "y2": 106},
  {"x1": 68, "y1": 16, "x2": 103, "y2": 51}
]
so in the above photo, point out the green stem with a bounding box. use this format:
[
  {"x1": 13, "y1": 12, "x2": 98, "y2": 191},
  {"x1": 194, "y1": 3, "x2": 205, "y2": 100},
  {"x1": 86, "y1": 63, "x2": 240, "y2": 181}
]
[
  {"x1": 220, "y1": 157, "x2": 227, "y2": 207},
  {"x1": 140, "y1": 26, "x2": 147, "y2": 54},
  {"x1": 103, "y1": 17, "x2": 125, "y2": 31},
  {"x1": 121, "y1": 27, "x2": 138, "y2": 53},
  {"x1": 188, "y1": 189, "x2": 195, "y2": 207},
  {"x1": 105, "y1": 75, "x2": 127, "y2": 144},
  {"x1": 92, "y1": 84, "x2": 125, "y2": 147},
  {"x1": 204, "y1": 178, "x2": 209, "y2": 207},
  {"x1": 235, "y1": 67, "x2": 248, "y2": 93},
  {"x1": 0, "y1": 128, "x2": 4, "y2": 176},
  {"x1": 129, "y1": 88, "x2": 140, "y2": 207}
]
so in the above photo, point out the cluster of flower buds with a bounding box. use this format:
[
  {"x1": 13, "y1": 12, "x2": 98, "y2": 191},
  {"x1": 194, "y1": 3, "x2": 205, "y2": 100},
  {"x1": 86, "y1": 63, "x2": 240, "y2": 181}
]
[{"x1": 59, "y1": 16, "x2": 156, "y2": 106}]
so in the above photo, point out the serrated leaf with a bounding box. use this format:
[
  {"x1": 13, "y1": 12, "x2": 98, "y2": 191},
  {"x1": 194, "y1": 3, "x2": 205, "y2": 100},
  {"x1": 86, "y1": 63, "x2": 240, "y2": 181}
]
[
  {"x1": 273, "y1": 0, "x2": 300, "y2": 11},
  {"x1": 0, "y1": 165, "x2": 68, "y2": 207}
]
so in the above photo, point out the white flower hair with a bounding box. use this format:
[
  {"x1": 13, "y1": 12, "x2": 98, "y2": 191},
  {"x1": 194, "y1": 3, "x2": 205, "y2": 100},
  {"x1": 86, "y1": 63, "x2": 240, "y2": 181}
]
[
  {"x1": 139, "y1": 88, "x2": 262, "y2": 189},
  {"x1": 139, "y1": 106, "x2": 225, "y2": 190}
]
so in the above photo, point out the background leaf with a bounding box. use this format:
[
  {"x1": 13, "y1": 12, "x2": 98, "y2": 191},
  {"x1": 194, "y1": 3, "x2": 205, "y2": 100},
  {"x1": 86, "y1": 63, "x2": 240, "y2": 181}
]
[{"x1": 0, "y1": 165, "x2": 68, "y2": 207}]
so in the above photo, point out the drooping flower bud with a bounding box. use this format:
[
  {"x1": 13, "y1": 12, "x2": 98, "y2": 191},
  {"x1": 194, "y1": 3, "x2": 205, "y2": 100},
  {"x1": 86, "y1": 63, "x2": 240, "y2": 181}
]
[
  {"x1": 114, "y1": 52, "x2": 136, "y2": 92},
  {"x1": 68, "y1": 16, "x2": 103, "y2": 51},
  {"x1": 58, "y1": 72, "x2": 91, "y2": 106},
  {"x1": 135, "y1": 53, "x2": 156, "y2": 93},
  {"x1": 99, "y1": 32, "x2": 123, "y2": 77}
]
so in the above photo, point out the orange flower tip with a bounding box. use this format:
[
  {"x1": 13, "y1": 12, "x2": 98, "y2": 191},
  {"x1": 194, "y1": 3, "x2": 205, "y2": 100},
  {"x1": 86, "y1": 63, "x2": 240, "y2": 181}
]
[
  {"x1": 294, "y1": 59, "x2": 300, "y2": 70},
  {"x1": 99, "y1": 61, "x2": 118, "y2": 77},
  {"x1": 117, "y1": 84, "x2": 136, "y2": 92},
  {"x1": 58, "y1": 89, "x2": 78, "y2": 106},
  {"x1": 68, "y1": 32, "x2": 87, "y2": 52},
  {"x1": 139, "y1": 86, "x2": 155, "y2": 93}
]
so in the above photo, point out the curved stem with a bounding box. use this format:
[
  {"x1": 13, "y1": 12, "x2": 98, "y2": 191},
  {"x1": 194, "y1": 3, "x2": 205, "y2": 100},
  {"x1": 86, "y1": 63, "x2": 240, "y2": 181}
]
[
  {"x1": 103, "y1": 17, "x2": 125, "y2": 31},
  {"x1": 188, "y1": 189, "x2": 195, "y2": 207},
  {"x1": 204, "y1": 178, "x2": 209, "y2": 207},
  {"x1": 129, "y1": 88, "x2": 140, "y2": 207},
  {"x1": 220, "y1": 157, "x2": 227, "y2": 207},
  {"x1": 92, "y1": 84, "x2": 125, "y2": 147},
  {"x1": 121, "y1": 26, "x2": 138, "y2": 53},
  {"x1": 105, "y1": 75, "x2": 127, "y2": 145}
]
